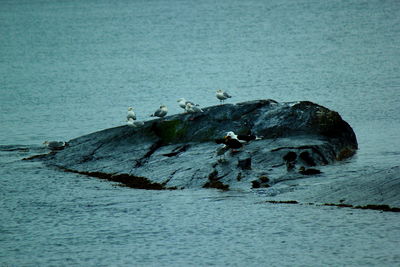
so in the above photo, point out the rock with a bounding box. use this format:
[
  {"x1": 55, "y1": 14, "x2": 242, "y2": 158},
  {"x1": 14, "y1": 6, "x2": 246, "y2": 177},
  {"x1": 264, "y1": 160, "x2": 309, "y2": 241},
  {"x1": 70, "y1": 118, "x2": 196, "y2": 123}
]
[
  {"x1": 259, "y1": 176, "x2": 270, "y2": 183},
  {"x1": 237, "y1": 154, "x2": 252, "y2": 170},
  {"x1": 203, "y1": 180, "x2": 230, "y2": 191},
  {"x1": 298, "y1": 166, "x2": 322, "y2": 175},
  {"x1": 283, "y1": 151, "x2": 297, "y2": 162},
  {"x1": 270, "y1": 166, "x2": 400, "y2": 209},
  {"x1": 299, "y1": 151, "x2": 316, "y2": 166},
  {"x1": 251, "y1": 180, "x2": 261, "y2": 188},
  {"x1": 37, "y1": 100, "x2": 358, "y2": 190},
  {"x1": 251, "y1": 177, "x2": 270, "y2": 189}
]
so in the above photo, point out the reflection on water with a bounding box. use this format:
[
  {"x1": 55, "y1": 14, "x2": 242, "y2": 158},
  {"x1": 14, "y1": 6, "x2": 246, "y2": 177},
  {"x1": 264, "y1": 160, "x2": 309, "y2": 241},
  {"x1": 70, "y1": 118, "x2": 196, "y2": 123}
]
[{"x1": 1, "y1": 151, "x2": 399, "y2": 266}]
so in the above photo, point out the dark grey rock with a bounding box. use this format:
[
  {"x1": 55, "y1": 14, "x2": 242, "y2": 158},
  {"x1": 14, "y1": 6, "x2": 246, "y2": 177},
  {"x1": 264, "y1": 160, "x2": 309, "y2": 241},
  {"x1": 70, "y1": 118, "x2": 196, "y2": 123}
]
[
  {"x1": 270, "y1": 166, "x2": 400, "y2": 208},
  {"x1": 237, "y1": 153, "x2": 252, "y2": 170},
  {"x1": 38, "y1": 100, "x2": 358, "y2": 190}
]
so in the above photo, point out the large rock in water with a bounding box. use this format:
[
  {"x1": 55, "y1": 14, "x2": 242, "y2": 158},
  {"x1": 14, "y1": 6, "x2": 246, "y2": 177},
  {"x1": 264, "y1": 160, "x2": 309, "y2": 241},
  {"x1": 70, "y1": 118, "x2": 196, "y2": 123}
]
[{"x1": 41, "y1": 100, "x2": 358, "y2": 190}]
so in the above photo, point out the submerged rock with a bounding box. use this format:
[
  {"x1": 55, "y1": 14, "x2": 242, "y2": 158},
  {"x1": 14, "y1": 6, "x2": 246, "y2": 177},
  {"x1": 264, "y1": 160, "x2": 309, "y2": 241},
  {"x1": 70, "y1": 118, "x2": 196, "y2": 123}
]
[{"x1": 38, "y1": 100, "x2": 358, "y2": 190}]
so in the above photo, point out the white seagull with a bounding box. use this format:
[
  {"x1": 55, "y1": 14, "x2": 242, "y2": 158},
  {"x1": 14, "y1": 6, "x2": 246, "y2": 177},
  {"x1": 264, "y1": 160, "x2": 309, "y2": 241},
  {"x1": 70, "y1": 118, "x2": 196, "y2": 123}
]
[
  {"x1": 127, "y1": 107, "x2": 136, "y2": 120},
  {"x1": 127, "y1": 118, "x2": 144, "y2": 128},
  {"x1": 185, "y1": 102, "x2": 203, "y2": 113},
  {"x1": 225, "y1": 131, "x2": 262, "y2": 142},
  {"x1": 151, "y1": 105, "x2": 168, "y2": 118},
  {"x1": 177, "y1": 98, "x2": 195, "y2": 110},
  {"x1": 216, "y1": 89, "x2": 232, "y2": 103},
  {"x1": 43, "y1": 141, "x2": 68, "y2": 150}
]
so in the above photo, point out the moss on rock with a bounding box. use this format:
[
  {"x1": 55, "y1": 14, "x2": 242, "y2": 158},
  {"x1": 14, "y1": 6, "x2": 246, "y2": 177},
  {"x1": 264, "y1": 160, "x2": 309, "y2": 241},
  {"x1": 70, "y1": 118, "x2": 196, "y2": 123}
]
[
  {"x1": 336, "y1": 147, "x2": 357, "y2": 161},
  {"x1": 152, "y1": 119, "x2": 188, "y2": 143}
]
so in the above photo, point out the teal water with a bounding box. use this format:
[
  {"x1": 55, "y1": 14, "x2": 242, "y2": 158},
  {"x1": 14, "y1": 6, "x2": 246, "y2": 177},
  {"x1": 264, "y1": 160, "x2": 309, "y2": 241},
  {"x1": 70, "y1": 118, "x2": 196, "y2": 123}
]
[{"x1": 1, "y1": 0, "x2": 400, "y2": 266}]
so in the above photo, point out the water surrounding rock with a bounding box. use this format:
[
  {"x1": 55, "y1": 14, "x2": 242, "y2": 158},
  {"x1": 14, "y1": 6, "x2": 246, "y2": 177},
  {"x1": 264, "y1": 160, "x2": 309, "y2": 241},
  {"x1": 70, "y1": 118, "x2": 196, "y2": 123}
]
[{"x1": 37, "y1": 100, "x2": 358, "y2": 191}]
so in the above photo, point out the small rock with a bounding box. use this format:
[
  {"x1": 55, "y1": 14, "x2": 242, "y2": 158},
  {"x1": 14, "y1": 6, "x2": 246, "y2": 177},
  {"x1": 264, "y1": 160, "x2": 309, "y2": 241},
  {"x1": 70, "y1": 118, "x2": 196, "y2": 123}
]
[
  {"x1": 299, "y1": 166, "x2": 322, "y2": 175},
  {"x1": 252, "y1": 180, "x2": 261, "y2": 188},
  {"x1": 238, "y1": 156, "x2": 251, "y2": 170},
  {"x1": 203, "y1": 180, "x2": 229, "y2": 191}
]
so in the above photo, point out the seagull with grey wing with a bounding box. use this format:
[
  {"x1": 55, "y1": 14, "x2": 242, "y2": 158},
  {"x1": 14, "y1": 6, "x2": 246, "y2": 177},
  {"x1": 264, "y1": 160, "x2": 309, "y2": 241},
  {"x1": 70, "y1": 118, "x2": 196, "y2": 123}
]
[
  {"x1": 216, "y1": 89, "x2": 232, "y2": 104},
  {"x1": 150, "y1": 105, "x2": 168, "y2": 118},
  {"x1": 185, "y1": 102, "x2": 203, "y2": 113},
  {"x1": 225, "y1": 131, "x2": 262, "y2": 142},
  {"x1": 127, "y1": 118, "x2": 144, "y2": 128},
  {"x1": 214, "y1": 131, "x2": 262, "y2": 159},
  {"x1": 43, "y1": 141, "x2": 68, "y2": 150},
  {"x1": 127, "y1": 107, "x2": 136, "y2": 120},
  {"x1": 126, "y1": 106, "x2": 144, "y2": 127},
  {"x1": 177, "y1": 98, "x2": 195, "y2": 111}
]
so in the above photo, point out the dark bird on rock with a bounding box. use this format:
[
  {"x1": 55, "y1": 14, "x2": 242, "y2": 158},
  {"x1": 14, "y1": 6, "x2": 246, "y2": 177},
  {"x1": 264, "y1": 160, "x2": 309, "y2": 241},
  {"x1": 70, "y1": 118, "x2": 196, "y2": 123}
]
[
  {"x1": 215, "y1": 136, "x2": 243, "y2": 150},
  {"x1": 214, "y1": 130, "x2": 261, "y2": 159}
]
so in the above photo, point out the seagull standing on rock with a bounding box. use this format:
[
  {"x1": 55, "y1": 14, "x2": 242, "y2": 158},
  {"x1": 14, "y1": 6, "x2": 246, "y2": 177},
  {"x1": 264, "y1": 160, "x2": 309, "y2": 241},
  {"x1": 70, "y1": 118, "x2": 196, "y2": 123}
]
[
  {"x1": 185, "y1": 102, "x2": 203, "y2": 113},
  {"x1": 127, "y1": 118, "x2": 144, "y2": 128},
  {"x1": 225, "y1": 131, "x2": 262, "y2": 142},
  {"x1": 216, "y1": 89, "x2": 232, "y2": 104},
  {"x1": 127, "y1": 107, "x2": 136, "y2": 121},
  {"x1": 215, "y1": 135, "x2": 243, "y2": 153},
  {"x1": 127, "y1": 118, "x2": 136, "y2": 127},
  {"x1": 151, "y1": 105, "x2": 168, "y2": 118},
  {"x1": 215, "y1": 131, "x2": 262, "y2": 157},
  {"x1": 43, "y1": 141, "x2": 68, "y2": 150},
  {"x1": 177, "y1": 98, "x2": 195, "y2": 111}
]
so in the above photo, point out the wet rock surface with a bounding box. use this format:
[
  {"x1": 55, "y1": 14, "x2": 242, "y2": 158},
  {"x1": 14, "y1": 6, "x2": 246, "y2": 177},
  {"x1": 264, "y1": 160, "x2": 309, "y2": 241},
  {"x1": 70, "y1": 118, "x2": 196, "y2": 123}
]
[{"x1": 38, "y1": 100, "x2": 358, "y2": 191}]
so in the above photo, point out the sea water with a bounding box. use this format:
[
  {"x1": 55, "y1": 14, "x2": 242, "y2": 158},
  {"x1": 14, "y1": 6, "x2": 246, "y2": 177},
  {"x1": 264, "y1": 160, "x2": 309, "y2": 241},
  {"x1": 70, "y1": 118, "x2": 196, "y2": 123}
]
[{"x1": 1, "y1": 0, "x2": 400, "y2": 266}]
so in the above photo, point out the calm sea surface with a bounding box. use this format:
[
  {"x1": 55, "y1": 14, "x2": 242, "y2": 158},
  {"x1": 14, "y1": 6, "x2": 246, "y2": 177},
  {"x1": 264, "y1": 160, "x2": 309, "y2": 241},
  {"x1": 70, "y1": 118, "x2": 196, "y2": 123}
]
[{"x1": 1, "y1": 0, "x2": 399, "y2": 266}]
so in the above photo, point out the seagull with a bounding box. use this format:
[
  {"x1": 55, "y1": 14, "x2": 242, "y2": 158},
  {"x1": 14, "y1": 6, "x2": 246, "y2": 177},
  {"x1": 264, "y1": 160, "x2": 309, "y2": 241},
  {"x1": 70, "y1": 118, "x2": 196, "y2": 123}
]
[
  {"x1": 216, "y1": 89, "x2": 232, "y2": 103},
  {"x1": 127, "y1": 118, "x2": 144, "y2": 128},
  {"x1": 177, "y1": 98, "x2": 195, "y2": 110},
  {"x1": 127, "y1": 118, "x2": 135, "y2": 127},
  {"x1": 43, "y1": 141, "x2": 68, "y2": 150},
  {"x1": 127, "y1": 107, "x2": 136, "y2": 120},
  {"x1": 185, "y1": 102, "x2": 203, "y2": 113},
  {"x1": 215, "y1": 135, "x2": 243, "y2": 151},
  {"x1": 150, "y1": 105, "x2": 168, "y2": 118},
  {"x1": 225, "y1": 131, "x2": 262, "y2": 142},
  {"x1": 214, "y1": 131, "x2": 261, "y2": 157}
]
